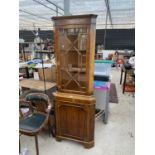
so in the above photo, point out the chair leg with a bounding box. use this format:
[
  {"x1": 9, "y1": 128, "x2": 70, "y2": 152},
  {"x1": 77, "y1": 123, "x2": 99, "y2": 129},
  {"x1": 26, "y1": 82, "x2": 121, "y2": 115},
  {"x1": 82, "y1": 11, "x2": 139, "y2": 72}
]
[
  {"x1": 48, "y1": 119, "x2": 55, "y2": 137},
  {"x1": 19, "y1": 138, "x2": 21, "y2": 154},
  {"x1": 35, "y1": 135, "x2": 39, "y2": 155},
  {"x1": 48, "y1": 120, "x2": 51, "y2": 137},
  {"x1": 51, "y1": 125, "x2": 55, "y2": 137}
]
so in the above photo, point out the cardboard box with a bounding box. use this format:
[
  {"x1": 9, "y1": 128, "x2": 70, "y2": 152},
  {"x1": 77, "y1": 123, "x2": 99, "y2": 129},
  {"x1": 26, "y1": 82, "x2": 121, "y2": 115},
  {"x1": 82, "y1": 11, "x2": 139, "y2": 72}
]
[{"x1": 38, "y1": 66, "x2": 56, "y2": 82}]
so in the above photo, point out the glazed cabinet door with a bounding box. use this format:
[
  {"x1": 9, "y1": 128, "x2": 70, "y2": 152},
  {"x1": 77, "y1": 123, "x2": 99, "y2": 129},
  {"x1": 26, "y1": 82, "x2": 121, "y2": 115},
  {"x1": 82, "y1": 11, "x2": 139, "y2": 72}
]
[{"x1": 56, "y1": 27, "x2": 89, "y2": 94}]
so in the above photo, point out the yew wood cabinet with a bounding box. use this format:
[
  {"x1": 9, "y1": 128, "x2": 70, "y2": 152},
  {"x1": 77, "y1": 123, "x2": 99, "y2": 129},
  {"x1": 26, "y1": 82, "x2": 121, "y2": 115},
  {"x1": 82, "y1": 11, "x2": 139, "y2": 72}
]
[
  {"x1": 53, "y1": 92, "x2": 95, "y2": 148},
  {"x1": 52, "y1": 14, "x2": 97, "y2": 148}
]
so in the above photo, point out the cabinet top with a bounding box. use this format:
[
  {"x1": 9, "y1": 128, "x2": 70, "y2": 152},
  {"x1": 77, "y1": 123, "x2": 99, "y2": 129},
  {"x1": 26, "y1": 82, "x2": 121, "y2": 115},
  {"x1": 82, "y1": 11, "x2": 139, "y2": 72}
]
[
  {"x1": 53, "y1": 92, "x2": 96, "y2": 103},
  {"x1": 52, "y1": 14, "x2": 97, "y2": 26},
  {"x1": 52, "y1": 14, "x2": 97, "y2": 20}
]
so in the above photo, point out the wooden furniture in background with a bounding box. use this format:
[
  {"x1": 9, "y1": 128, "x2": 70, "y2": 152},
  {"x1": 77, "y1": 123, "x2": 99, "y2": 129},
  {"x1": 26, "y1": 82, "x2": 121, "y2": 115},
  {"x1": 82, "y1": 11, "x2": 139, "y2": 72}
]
[
  {"x1": 19, "y1": 79, "x2": 57, "y2": 98},
  {"x1": 95, "y1": 53, "x2": 103, "y2": 59},
  {"x1": 19, "y1": 66, "x2": 30, "y2": 78},
  {"x1": 20, "y1": 79, "x2": 56, "y2": 91},
  {"x1": 52, "y1": 14, "x2": 97, "y2": 148},
  {"x1": 120, "y1": 64, "x2": 135, "y2": 93}
]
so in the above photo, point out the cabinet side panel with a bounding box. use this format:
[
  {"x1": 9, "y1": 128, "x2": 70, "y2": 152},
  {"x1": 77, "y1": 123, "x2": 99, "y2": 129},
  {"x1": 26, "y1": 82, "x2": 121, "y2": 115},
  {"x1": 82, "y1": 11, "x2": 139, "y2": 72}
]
[
  {"x1": 87, "y1": 24, "x2": 96, "y2": 94},
  {"x1": 53, "y1": 28, "x2": 61, "y2": 89}
]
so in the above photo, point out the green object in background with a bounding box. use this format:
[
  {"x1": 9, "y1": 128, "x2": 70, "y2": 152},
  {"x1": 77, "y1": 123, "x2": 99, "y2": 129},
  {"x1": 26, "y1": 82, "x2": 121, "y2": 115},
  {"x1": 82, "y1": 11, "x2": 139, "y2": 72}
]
[
  {"x1": 28, "y1": 63, "x2": 36, "y2": 68},
  {"x1": 95, "y1": 59, "x2": 113, "y2": 64}
]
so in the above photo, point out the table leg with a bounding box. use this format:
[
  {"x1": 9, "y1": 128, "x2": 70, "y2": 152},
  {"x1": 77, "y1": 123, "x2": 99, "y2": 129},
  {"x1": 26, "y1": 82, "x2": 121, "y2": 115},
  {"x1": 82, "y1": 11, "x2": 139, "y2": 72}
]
[
  {"x1": 48, "y1": 54, "x2": 50, "y2": 59},
  {"x1": 103, "y1": 88, "x2": 110, "y2": 124},
  {"x1": 120, "y1": 68, "x2": 123, "y2": 84},
  {"x1": 19, "y1": 137, "x2": 21, "y2": 154},
  {"x1": 25, "y1": 67, "x2": 29, "y2": 79},
  {"x1": 123, "y1": 70, "x2": 127, "y2": 94}
]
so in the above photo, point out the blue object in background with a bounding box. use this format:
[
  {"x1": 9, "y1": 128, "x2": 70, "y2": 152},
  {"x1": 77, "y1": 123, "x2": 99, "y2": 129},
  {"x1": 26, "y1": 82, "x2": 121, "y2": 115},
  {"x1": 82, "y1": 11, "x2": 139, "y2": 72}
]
[
  {"x1": 26, "y1": 58, "x2": 43, "y2": 65},
  {"x1": 27, "y1": 60, "x2": 33, "y2": 65},
  {"x1": 94, "y1": 80, "x2": 110, "y2": 90},
  {"x1": 94, "y1": 81, "x2": 107, "y2": 86},
  {"x1": 32, "y1": 58, "x2": 43, "y2": 63}
]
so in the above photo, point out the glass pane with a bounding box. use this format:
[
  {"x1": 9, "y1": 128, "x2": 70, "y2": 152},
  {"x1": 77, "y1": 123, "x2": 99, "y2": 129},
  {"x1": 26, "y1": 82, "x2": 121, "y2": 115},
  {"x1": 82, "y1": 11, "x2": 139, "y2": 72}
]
[{"x1": 58, "y1": 28, "x2": 88, "y2": 92}]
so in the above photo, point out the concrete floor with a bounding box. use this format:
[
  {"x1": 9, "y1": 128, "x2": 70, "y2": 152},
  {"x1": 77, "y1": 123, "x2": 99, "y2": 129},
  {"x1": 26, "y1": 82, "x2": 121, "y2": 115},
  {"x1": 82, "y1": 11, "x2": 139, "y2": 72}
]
[{"x1": 20, "y1": 67, "x2": 135, "y2": 155}]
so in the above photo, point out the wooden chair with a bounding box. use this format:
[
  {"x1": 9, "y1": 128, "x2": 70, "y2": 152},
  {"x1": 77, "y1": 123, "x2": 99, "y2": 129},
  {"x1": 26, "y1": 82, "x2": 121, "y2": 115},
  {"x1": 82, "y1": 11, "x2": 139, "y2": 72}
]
[{"x1": 19, "y1": 93, "x2": 54, "y2": 155}]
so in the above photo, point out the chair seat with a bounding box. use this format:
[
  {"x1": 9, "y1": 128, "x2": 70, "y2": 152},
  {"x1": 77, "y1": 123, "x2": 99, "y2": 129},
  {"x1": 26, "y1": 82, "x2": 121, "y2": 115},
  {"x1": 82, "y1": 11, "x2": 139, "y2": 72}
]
[{"x1": 19, "y1": 113, "x2": 46, "y2": 132}]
